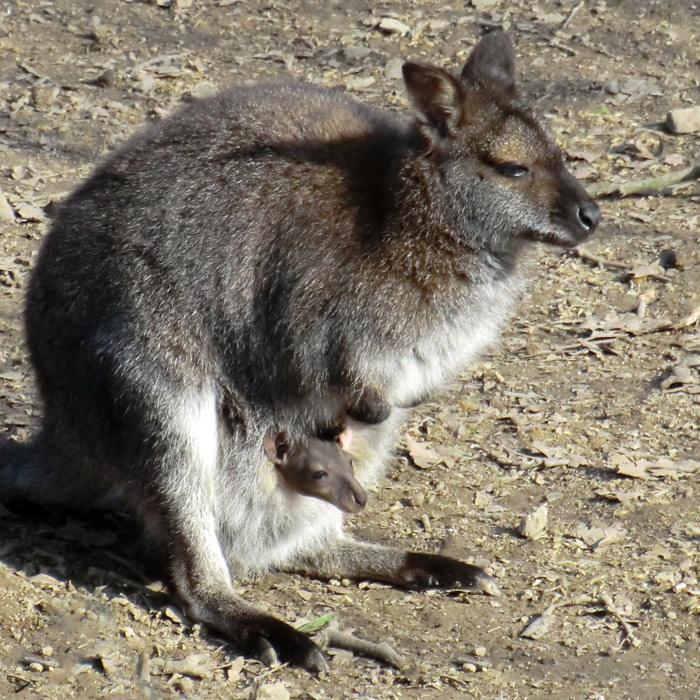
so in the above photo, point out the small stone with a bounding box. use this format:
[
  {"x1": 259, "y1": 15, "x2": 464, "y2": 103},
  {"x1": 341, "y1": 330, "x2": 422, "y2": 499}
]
[
  {"x1": 474, "y1": 646, "x2": 487, "y2": 657},
  {"x1": 174, "y1": 676, "x2": 194, "y2": 692},
  {"x1": 0, "y1": 189, "x2": 15, "y2": 223},
  {"x1": 410, "y1": 491, "x2": 425, "y2": 507},
  {"x1": 94, "y1": 69, "x2": 115, "y2": 88},
  {"x1": 341, "y1": 46, "x2": 371, "y2": 62},
  {"x1": 518, "y1": 504, "x2": 548, "y2": 540},
  {"x1": 520, "y1": 611, "x2": 556, "y2": 639},
  {"x1": 665, "y1": 106, "x2": 700, "y2": 134},
  {"x1": 257, "y1": 682, "x2": 290, "y2": 700},
  {"x1": 16, "y1": 204, "x2": 46, "y2": 223},
  {"x1": 175, "y1": 0, "x2": 193, "y2": 8},
  {"x1": 346, "y1": 76, "x2": 375, "y2": 91},
  {"x1": 385, "y1": 58, "x2": 404, "y2": 80},
  {"x1": 377, "y1": 17, "x2": 411, "y2": 35}
]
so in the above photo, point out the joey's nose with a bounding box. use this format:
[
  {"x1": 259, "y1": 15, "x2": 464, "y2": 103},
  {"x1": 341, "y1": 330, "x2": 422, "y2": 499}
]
[{"x1": 577, "y1": 200, "x2": 601, "y2": 233}]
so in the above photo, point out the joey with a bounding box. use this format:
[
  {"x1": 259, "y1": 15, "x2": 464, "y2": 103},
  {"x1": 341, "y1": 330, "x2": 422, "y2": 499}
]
[
  {"x1": 1, "y1": 31, "x2": 599, "y2": 671},
  {"x1": 263, "y1": 425, "x2": 367, "y2": 514}
]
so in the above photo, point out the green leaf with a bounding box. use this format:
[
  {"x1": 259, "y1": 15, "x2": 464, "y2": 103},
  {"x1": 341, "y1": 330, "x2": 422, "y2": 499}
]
[{"x1": 296, "y1": 613, "x2": 335, "y2": 634}]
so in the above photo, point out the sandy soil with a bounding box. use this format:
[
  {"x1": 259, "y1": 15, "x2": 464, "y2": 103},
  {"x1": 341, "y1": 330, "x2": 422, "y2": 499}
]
[{"x1": 1, "y1": 1, "x2": 699, "y2": 698}]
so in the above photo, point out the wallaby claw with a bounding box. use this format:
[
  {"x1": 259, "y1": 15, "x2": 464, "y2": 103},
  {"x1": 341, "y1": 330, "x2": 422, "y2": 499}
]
[
  {"x1": 302, "y1": 646, "x2": 330, "y2": 674},
  {"x1": 248, "y1": 618, "x2": 329, "y2": 672},
  {"x1": 252, "y1": 636, "x2": 279, "y2": 667},
  {"x1": 398, "y1": 552, "x2": 498, "y2": 595}
]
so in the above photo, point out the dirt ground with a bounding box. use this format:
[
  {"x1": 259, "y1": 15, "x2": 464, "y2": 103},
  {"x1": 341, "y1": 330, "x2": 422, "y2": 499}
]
[{"x1": 1, "y1": 1, "x2": 699, "y2": 698}]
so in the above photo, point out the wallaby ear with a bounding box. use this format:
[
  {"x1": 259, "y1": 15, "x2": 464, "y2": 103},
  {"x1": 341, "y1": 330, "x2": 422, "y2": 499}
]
[
  {"x1": 460, "y1": 31, "x2": 517, "y2": 95},
  {"x1": 263, "y1": 427, "x2": 290, "y2": 466},
  {"x1": 402, "y1": 62, "x2": 463, "y2": 138},
  {"x1": 336, "y1": 425, "x2": 352, "y2": 452}
]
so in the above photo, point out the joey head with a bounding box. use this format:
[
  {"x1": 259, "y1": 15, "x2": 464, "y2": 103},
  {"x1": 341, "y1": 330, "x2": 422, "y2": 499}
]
[
  {"x1": 1, "y1": 31, "x2": 599, "y2": 672},
  {"x1": 263, "y1": 425, "x2": 367, "y2": 514}
]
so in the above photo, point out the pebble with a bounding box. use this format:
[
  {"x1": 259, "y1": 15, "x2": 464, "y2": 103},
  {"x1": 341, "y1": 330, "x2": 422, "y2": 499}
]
[
  {"x1": 0, "y1": 189, "x2": 15, "y2": 223},
  {"x1": 377, "y1": 17, "x2": 410, "y2": 35},
  {"x1": 341, "y1": 46, "x2": 371, "y2": 62},
  {"x1": 518, "y1": 504, "x2": 548, "y2": 540},
  {"x1": 257, "y1": 682, "x2": 290, "y2": 700},
  {"x1": 665, "y1": 106, "x2": 700, "y2": 134},
  {"x1": 385, "y1": 58, "x2": 404, "y2": 80}
]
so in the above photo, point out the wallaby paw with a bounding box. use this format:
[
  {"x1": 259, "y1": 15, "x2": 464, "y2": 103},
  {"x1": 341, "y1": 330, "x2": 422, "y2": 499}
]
[
  {"x1": 398, "y1": 552, "x2": 499, "y2": 595},
  {"x1": 245, "y1": 615, "x2": 329, "y2": 672},
  {"x1": 346, "y1": 386, "x2": 391, "y2": 425}
]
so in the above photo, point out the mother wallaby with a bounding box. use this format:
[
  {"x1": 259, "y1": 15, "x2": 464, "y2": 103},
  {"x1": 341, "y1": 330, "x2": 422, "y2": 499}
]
[{"x1": 1, "y1": 32, "x2": 599, "y2": 670}]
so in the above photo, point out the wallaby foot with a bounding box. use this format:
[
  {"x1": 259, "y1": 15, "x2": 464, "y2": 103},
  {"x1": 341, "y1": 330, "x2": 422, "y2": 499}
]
[{"x1": 289, "y1": 538, "x2": 500, "y2": 596}]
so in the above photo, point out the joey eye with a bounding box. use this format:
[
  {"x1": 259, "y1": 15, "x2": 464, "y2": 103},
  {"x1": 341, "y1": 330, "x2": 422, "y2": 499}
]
[
  {"x1": 495, "y1": 162, "x2": 530, "y2": 178},
  {"x1": 311, "y1": 470, "x2": 328, "y2": 480}
]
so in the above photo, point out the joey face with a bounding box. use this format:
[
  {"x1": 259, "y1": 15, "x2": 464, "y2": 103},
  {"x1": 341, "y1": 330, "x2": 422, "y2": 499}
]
[
  {"x1": 264, "y1": 429, "x2": 367, "y2": 513},
  {"x1": 403, "y1": 31, "x2": 600, "y2": 254}
]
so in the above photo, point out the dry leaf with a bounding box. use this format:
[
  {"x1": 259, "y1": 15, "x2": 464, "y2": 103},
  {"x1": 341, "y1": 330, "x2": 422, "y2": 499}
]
[
  {"x1": 405, "y1": 435, "x2": 442, "y2": 469},
  {"x1": 612, "y1": 453, "x2": 651, "y2": 480},
  {"x1": 574, "y1": 523, "x2": 626, "y2": 549},
  {"x1": 613, "y1": 453, "x2": 700, "y2": 480}
]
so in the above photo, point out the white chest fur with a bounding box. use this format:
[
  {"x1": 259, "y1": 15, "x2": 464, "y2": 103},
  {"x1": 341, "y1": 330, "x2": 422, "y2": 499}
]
[{"x1": 375, "y1": 273, "x2": 525, "y2": 406}]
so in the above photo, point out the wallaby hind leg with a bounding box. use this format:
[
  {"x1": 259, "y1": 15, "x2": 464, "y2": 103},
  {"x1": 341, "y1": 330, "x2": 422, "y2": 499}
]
[
  {"x1": 0, "y1": 431, "x2": 113, "y2": 509},
  {"x1": 288, "y1": 537, "x2": 500, "y2": 596},
  {"x1": 144, "y1": 384, "x2": 328, "y2": 671}
]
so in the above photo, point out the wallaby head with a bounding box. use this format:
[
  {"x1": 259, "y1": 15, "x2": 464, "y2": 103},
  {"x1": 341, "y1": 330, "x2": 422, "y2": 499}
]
[
  {"x1": 263, "y1": 426, "x2": 367, "y2": 514},
  {"x1": 401, "y1": 31, "x2": 600, "y2": 260}
]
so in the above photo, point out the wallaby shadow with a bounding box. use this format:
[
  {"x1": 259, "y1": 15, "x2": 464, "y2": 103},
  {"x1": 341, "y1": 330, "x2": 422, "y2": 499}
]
[{"x1": 0, "y1": 500, "x2": 170, "y2": 611}]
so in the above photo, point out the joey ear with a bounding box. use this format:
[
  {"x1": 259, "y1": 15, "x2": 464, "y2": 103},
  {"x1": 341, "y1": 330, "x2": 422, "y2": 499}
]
[
  {"x1": 460, "y1": 30, "x2": 517, "y2": 95},
  {"x1": 336, "y1": 425, "x2": 352, "y2": 452},
  {"x1": 402, "y1": 62, "x2": 462, "y2": 138},
  {"x1": 263, "y1": 427, "x2": 290, "y2": 466}
]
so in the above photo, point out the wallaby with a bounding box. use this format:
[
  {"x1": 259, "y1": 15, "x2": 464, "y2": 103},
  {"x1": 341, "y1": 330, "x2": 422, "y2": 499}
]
[
  {"x1": 1, "y1": 32, "x2": 600, "y2": 671},
  {"x1": 263, "y1": 425, "x2": 367, "y2": 514}
]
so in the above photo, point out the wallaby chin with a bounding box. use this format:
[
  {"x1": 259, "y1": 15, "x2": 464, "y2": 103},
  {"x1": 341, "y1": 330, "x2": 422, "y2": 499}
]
[{"x1": 8, "y1": 30, "x2": 599, "y2": 670}]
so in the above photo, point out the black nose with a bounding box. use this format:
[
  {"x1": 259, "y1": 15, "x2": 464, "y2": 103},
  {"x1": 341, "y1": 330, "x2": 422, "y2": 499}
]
[{"x1": 577, "y1": 200, "x2": 601, "y2": 232}]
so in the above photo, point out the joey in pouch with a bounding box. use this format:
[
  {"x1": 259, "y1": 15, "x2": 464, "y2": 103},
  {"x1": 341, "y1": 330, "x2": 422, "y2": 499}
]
[
  {"x1": 263, "y1": 425, "x2": 367, "y2": 514},
  {"x1": 1, "y1": 31, "x2": 599, "y2": 671}
]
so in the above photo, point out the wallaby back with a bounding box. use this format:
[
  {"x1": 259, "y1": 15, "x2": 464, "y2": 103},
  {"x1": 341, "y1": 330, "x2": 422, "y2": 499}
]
[{"x1": 5, "y1": 31, "x2": 599, "y2": 670}]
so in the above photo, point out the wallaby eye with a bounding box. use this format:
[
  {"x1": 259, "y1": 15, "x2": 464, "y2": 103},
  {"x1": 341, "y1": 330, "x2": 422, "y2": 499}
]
[
  {"x1": 311, "y1": 470, "x2": 328, "y2": 480},
  {"x1": 495, "y1": 162, "x2": 530, "y2": 178}
]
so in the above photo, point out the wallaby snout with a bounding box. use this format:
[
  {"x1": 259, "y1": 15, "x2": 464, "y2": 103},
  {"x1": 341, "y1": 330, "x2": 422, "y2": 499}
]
[{"x1": 550, "y1": 165, "x2": 601, "y2": 245}]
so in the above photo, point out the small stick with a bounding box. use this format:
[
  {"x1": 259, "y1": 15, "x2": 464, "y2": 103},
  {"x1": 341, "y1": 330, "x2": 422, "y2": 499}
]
[
  {"x1": 560, "y1": 0, "x2": 584, "y2": 29},
  {"x1": 324, "y1": 630, "x2": 407, "y2": 670},
  {"x1": 599, "y1": 593, "x2": 642, "y2": 648},
  {"x1": 565, "y1": 247, "x2": 632, "y2": 271},
  {"x1": 589, "y1": 163, "x2": 700, "y2": 198},
  {"x1": 549, "y1": 39, "x2": 578, "y2": 56}
]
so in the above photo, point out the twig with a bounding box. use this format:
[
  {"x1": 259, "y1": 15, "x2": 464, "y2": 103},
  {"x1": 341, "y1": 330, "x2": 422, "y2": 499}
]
[
  {"x1": 589, "y1": 163, "x2": 700, "y2": 198},
  {"x1": 599, "y1": 593, "x2": 642, "y2": 649},
  {"x1": 323, "y1": 630, "x2": 406, "y2": 670},
  {"x1": 560, "y1": 0, "x2": 584, "y2": 29},
  {"x1": 565, "y1": 247, "x2": 632, "y2": 271},
  {"x1": 549, "y1": 39, "x2": 578, "y2": 56}
]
